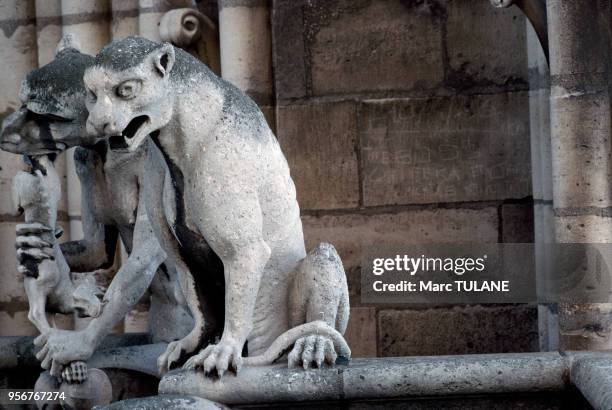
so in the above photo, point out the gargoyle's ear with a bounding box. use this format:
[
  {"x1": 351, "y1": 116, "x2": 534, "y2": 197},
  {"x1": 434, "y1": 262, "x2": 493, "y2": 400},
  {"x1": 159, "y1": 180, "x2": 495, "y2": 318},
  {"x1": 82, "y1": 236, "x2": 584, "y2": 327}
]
[
  {"x1": 55, "y1": 33, "x2": 82, "y2": 56},
  {"x1": 151, "y1": 43, "x2": 175, "y2": 78}
]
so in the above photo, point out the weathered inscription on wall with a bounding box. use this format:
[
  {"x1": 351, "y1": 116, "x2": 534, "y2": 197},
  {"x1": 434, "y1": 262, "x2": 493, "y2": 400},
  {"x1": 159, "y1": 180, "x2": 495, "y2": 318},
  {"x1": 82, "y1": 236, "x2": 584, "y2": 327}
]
[{"x1": 360, "y1": 93, "x2": 532, "y2": 206}]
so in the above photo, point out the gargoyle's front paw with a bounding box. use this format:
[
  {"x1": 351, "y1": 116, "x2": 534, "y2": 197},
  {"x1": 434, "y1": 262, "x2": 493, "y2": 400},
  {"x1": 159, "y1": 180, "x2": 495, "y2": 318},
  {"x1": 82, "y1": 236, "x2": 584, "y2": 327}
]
[
  {"x1": 288, "y1": 335, "x2": 337, "y2": 370},
  {"x1": 157, "y1": 330, "x2": 202, "y2": 374},
  {"x1": 158, "y1": 340, "x2": 187, "y2": 374},
  {"x1": 182, "y1": 340, "x2": 242, "y2": 378},
  {"x1": 61, "y1": 361, "x2": 88, "y2": 384}
]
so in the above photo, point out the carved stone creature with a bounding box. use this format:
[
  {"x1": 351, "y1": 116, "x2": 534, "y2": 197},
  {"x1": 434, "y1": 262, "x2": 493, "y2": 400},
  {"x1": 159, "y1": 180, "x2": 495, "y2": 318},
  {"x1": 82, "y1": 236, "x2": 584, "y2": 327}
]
[
  {"x1": 84, "y1": 36, "x2": 350, "y2": 376},
  {"x1": 0, "y1": 37, "x2": 192, "y2": 379},
  {"x1": 12, "y1": 154, "x2": 102, "y2": 381},
  {"x1": 159, "y1": 7, "x2": 220, "y2": 74}
]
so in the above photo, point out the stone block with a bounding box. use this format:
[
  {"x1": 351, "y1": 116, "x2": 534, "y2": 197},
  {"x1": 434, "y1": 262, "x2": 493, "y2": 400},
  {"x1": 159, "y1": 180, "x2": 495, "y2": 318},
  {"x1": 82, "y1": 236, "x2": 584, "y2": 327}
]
[
  {"x1": 554, "y1": 215, "x2": 612, "y2": 244},
  {"x1": 302, "y1": 206, "x2": 499, "y2": 271},
  {"x1": 501, "y1": 203, "x2": 534, "y2": 243},
  {"x1": 277, "y1": 101, "x2": 359, "y2": 210},
  {"x1": 61, "y1": 0, "x2": 109, "y2": 15},
  {"x1": 550, "y1": 87, "x2": 612, "y2": 209},
  {"x1": 0, "y1": 311, "x2": 37, "y2": 337},
  {"x1": 271, "y1": 0, "x2": 308, "y2": 100},
  {"x1": 219, "y1": 4, "x2": 272, "y2": 99},
  {"x1": 378, "y1": 305, "x2": 539, "y2": 356},
  {"x1": 306, "y1": 0, "x2": 445, "y2": 96},
  {"x1": 360, "y1": 93, "x2": 531, "y2": 206},
  {"x1": 124, "y1": 310, "x2": 149, "y2": 334},
  {"x1": 0, "y1": 152, "x2": 26, "y2": 215},
  {"x1": 445, "y1": 0, "x2": 528, "y2": 88},
  {"x1": 0, "y1": 0, "x2": 35, "y2": 21},
  {"x1": 0, "y1": 11, "x2": 37, "y2": 116},
  {"x1": 343, "y1": 307, "x2": 377, "y2": 357},
  {"x1": 547, "y1": 0, "x2": 611, "y2": 77}
]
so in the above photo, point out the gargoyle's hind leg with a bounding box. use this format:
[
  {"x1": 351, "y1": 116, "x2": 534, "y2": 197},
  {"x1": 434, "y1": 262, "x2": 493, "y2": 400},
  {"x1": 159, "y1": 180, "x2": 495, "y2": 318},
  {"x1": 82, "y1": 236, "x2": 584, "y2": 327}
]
[
  {"x1": 288, "y1": 242, "x2": 349, "y2": 369},
  {"x1": 156, "y1": 259, "x2": 207, "y2": 373}
]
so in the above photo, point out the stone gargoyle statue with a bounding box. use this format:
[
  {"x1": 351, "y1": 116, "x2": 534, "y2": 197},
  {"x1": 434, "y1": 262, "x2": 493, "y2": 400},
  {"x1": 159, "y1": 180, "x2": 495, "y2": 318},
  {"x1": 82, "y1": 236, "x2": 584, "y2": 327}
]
[
  {"x1": 0, "y1": 36, "x2": 193, "y2": 382},
  {"x1": 84, "y1": 36, "x2": 351, "y2": 376}
]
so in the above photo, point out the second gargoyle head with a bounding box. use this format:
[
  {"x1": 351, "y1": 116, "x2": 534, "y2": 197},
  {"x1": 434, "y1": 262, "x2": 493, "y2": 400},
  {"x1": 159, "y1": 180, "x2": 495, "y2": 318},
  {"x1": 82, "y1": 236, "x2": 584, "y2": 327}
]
[{"x1": 0, "y1": 36, "x2": 96, "y2": 156}]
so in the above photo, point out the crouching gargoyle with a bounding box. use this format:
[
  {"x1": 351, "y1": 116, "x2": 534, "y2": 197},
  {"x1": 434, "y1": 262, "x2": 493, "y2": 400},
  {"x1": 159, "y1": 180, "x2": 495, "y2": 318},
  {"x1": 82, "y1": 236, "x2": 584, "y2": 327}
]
[{"x1": 84, "y1": 36, "x2": 351, "y2": 376}]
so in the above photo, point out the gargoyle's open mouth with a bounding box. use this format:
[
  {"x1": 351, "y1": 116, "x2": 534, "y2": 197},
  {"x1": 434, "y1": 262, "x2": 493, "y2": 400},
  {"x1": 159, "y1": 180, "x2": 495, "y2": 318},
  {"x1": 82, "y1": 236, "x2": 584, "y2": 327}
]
[
  {"x1": 109, "y1": 134, "x2": 129, "y2": 151},
  {"x1": 121, "y1": 115, "x2": 151, "y2": 151},
  {"x1": 123, "y1": 115, "x2": 148, "y2": 140}
]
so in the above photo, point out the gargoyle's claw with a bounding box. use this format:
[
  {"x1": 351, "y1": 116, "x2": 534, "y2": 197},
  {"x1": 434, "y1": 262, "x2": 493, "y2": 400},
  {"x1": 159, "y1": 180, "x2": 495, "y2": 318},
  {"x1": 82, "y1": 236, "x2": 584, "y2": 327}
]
[
  {"x1": 288, "y1": 337, "x2": 305, "y2": 369},
  {"x1": 40, "y1": 353, "x2": 52, "y2": 370},
  {"x1": 324, "y1": 339, "x2": 337, "y2": 365},
  {"x1": 314, "y1": 336, "x2": 326, "y2": 368},
  {"x1": 50, "y1": 360, "x2": 62, "y2": 379},
  {"x1": 16, "y1": 235, "x2": 52, "y2": 249},
  {"x1": 16, "y1": 223, "x2": 52, "y2": 235},
  {"x1": 288, "y1": 335, "x2": 338, "y2": 370},
  {"x1": 35, "y1": 345, "x2": 49, "y2": 361},
  {"x1": 183, "y1": 345, "x2": 213, "y2": 371},
  {"x1": 34, "y1": 333, "x2": 47, "y2": 347},
  {"x1": 157, "y1": 340, "x2": 182, "y2": 374},
  {"x1": 17, "y1": 246, "x2": 54, "y2": 262},
  {"x1": 301, "y1": 336, "x2": 316, "y2": 370},
  {"x1": 184, "y1": 342, "x2": 242, "y2": 378}
]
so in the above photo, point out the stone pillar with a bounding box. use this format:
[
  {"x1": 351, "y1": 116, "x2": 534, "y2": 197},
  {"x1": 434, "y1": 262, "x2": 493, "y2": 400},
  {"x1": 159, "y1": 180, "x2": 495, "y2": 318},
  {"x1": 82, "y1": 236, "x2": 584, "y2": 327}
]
[
  {"x1": 35, "y1": 0, "x2": 71, "y2": 239},
  {"x1": 138, "y1": 0, "x2": 175, "y2": 41},
  {"x1": 111, "y1": 0, "x2": 139, "y2": 40},
  {"x1": 0, "y1": 0, "x2": 39, "y2": 336},
  {"x1": 61, "y1": 0, "x2": 111, "y2": 241},
  {"x1": 524, "y1": 15, "x2": 557, "y2": 351},
  {"x1": 547, "y1": 0, "x2": 612, "y2": 350},
  {"x1": 218, "y1": 0, "x2": 274, "y2": 129},
  {"x1": 35, "y1": 0, "x2": 61, "y2": 66}
]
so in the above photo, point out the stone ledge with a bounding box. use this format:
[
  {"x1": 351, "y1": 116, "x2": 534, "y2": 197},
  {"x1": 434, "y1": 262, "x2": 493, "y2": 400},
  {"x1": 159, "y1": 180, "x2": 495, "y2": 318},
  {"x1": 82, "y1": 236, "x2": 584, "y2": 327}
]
[
  {"x1": 159, "y1": 353, "x2": 573, "y2": 405},
  {"x1": 571, "y1": 356, "x2": 612, "y2": 410},
  {"x1": 0, "y1": 333, "x2": 151, "y2": 369}
]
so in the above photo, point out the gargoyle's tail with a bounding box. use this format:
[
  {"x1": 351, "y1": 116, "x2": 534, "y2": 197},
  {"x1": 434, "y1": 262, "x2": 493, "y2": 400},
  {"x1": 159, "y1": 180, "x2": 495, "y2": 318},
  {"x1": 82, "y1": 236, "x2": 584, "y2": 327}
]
[{"x1": 242, "y1": 320, "x2": 351, "y2": 367}]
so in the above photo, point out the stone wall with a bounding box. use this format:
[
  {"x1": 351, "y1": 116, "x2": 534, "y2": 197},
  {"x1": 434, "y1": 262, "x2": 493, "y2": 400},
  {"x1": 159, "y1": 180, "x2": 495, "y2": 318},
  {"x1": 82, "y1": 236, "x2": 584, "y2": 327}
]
[
  {"x1": 271, "y1": 0, "x2": 538, "y2": 357},
  {"x1": 0, "y1": 0, "x2": 539, "y2": 358}
]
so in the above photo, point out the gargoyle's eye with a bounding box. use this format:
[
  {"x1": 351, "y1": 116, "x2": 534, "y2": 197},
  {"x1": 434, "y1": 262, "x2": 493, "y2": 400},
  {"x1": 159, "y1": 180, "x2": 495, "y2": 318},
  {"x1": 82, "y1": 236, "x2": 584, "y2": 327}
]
[
  {"x1": 87, "y1": 88, "x2": 97, "y2": 103},
  {"x1": 116, "y1": 80, "x2": 141, "y2": 100}
]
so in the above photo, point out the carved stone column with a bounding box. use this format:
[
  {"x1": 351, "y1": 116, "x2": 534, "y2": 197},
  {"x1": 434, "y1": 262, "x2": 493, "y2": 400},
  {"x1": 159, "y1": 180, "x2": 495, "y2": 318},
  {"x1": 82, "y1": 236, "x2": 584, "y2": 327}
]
[
  {"x1": 60, "y1": 0, "x2": 111, "y2": 243},
  {"x1": 111, "y1": 0, "x2": 139, "y2": 40},
  {"x1": 218, "y1": 0, "x2": 275, "y2": 130},
  {"x1": 547, "y1": 0, "x2": 612, "y2": 350},
  {"x1": 526, "y1": 20, "x2": 556, "y2": 351}
]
